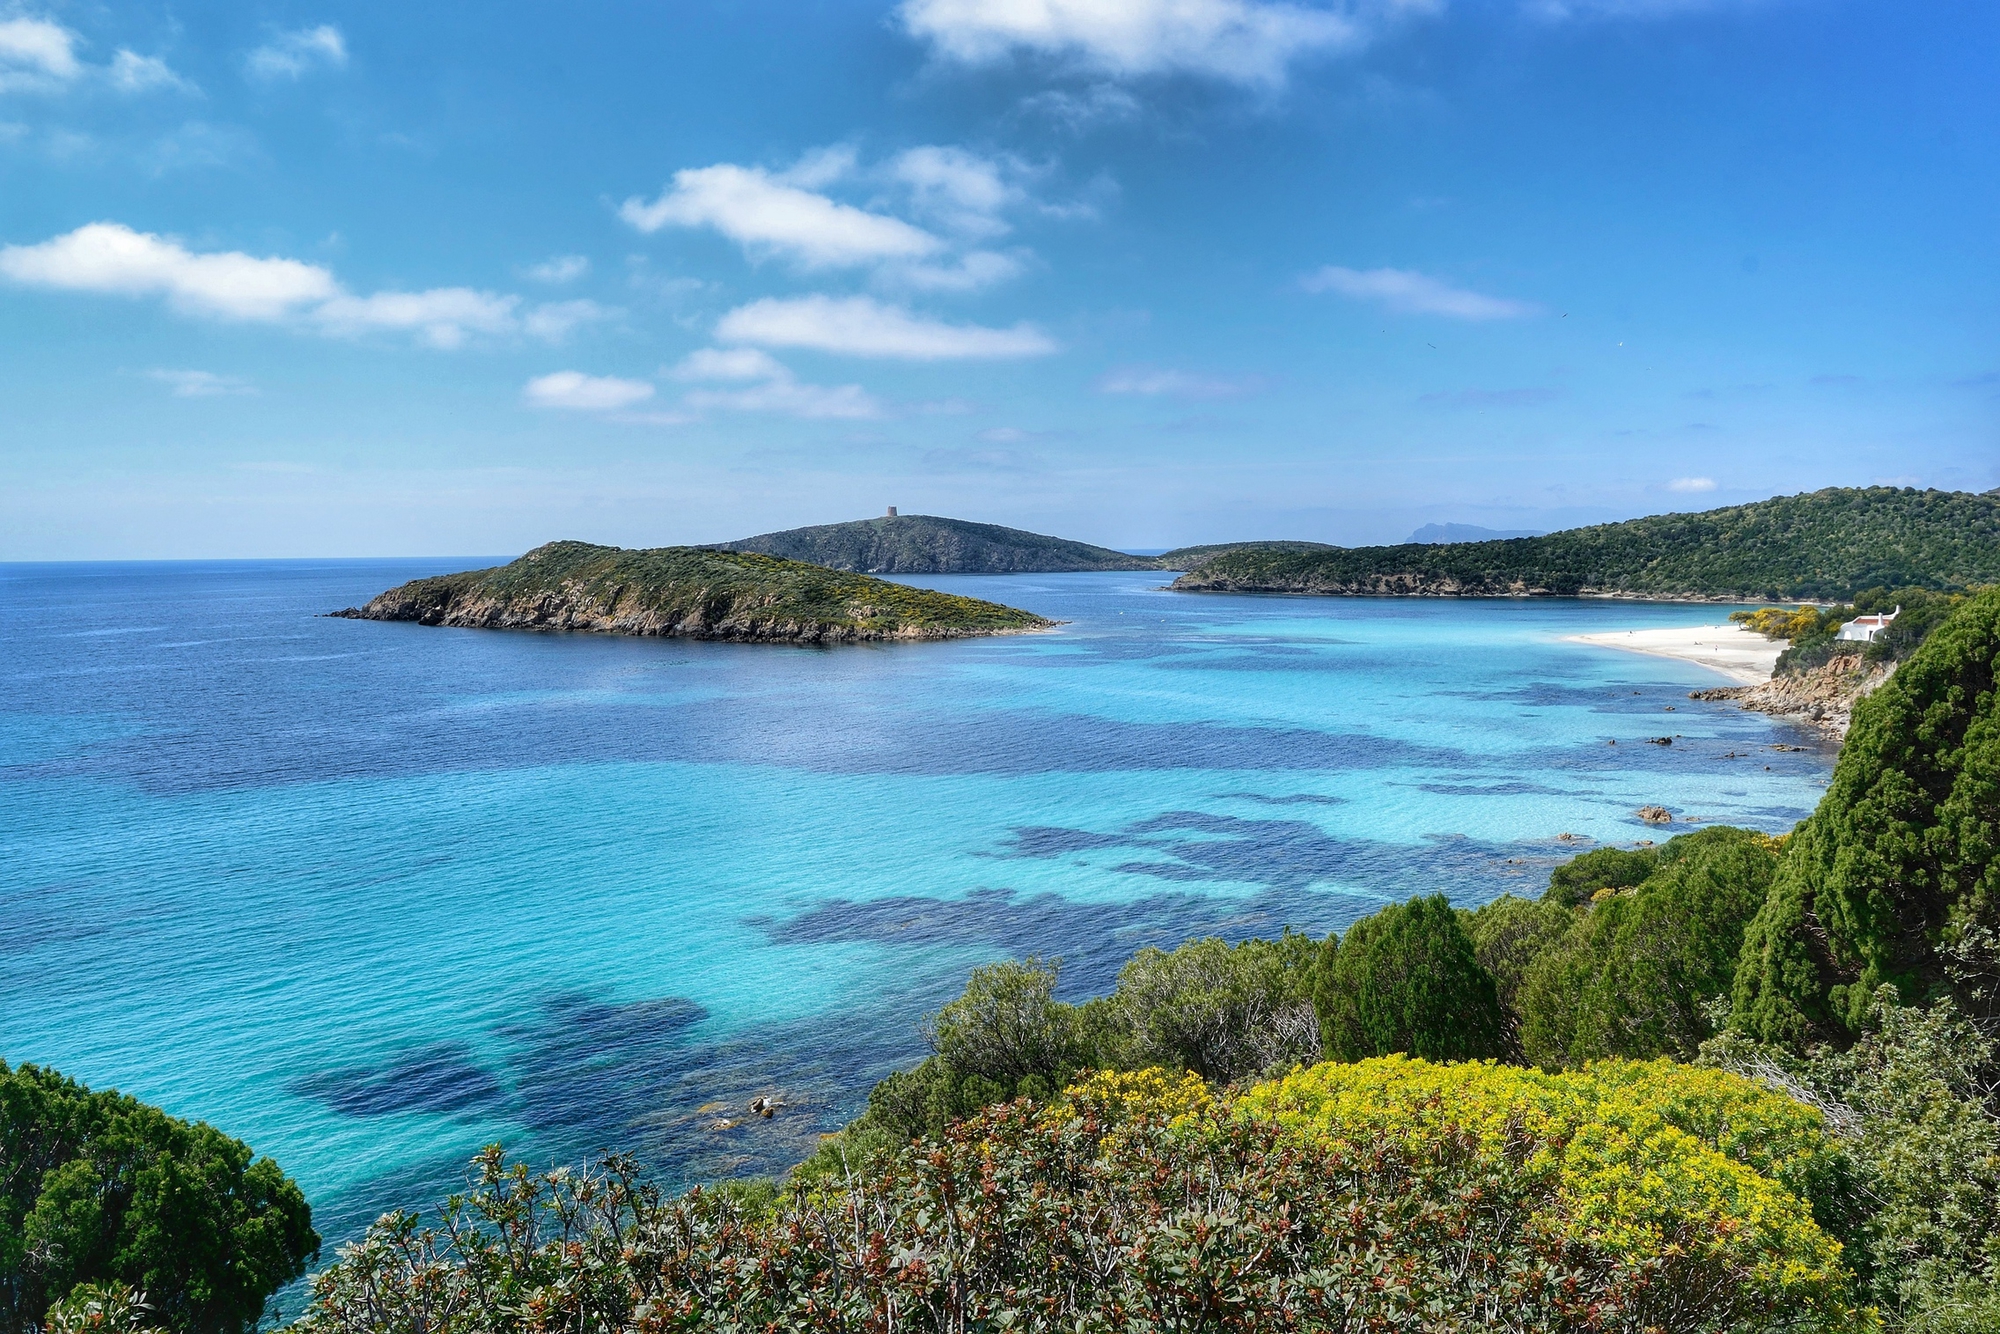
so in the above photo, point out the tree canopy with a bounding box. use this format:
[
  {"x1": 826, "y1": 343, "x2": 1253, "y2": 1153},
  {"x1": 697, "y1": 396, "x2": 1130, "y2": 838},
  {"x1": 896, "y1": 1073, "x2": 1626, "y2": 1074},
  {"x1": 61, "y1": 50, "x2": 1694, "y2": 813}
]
[{"x1": 0, "y1": 1061, "x2": 317, "y2": 1334}]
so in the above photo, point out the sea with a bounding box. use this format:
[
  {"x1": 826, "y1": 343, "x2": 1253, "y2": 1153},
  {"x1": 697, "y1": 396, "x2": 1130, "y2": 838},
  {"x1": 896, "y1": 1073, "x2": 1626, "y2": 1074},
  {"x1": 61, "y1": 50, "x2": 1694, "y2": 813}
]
[{"x1": 0, "y1": 559, "x2": 1836, "y2": 1258}]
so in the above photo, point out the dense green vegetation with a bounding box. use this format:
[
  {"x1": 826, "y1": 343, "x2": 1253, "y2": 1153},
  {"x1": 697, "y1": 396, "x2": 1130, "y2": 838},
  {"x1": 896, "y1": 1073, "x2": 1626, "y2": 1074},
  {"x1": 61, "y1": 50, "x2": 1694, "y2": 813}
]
[
  {"x1": 334, "y1": 540, "x2": 1053, "y2": 642},
  {"x1": 709, "y1": 514, "x2": 1159, "y2": 573},
  {"x1": 1156, "y1": 539, "x2": 1337, "y2": 566},
  {"x1": 1735, "y1": 584, "x2": 2000, "y2": 1042},
  {"x1": 0, "y1": 1061, "x2": 316, "y2": 1334},
  {"x1": 300, "y1": 1064, "x2": 1860, "y2": 1334},
  {"x1": 1172, "y1": 486, "x2": 2000, "y2": 600}
]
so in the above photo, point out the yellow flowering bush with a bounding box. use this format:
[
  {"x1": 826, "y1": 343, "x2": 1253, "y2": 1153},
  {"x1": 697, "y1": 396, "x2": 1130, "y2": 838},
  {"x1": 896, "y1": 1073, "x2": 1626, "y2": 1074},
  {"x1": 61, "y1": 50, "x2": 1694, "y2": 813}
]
[{"x1": 1238, "y1": 1055, "x2": 1857, "y2": 1326}]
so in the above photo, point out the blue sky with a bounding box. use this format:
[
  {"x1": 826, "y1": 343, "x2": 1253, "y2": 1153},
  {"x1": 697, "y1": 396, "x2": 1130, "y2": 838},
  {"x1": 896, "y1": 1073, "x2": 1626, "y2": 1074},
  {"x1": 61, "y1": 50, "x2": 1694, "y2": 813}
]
[{"x1": 1, "y1": 0, "x2": 1994, "y2": 558}]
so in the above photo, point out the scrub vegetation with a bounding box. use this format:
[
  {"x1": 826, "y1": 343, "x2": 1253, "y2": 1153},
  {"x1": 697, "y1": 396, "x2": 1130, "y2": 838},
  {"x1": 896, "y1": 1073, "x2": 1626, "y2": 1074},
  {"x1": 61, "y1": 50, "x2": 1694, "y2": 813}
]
[{"x1": 1172, "y1": 486, "x2": 2000, "y2": 601}]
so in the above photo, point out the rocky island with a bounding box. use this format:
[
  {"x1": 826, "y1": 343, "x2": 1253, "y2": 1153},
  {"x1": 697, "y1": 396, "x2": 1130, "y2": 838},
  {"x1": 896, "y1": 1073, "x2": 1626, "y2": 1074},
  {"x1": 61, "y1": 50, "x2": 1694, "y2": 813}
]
[
  {"x1": 1172, "y1": 486, "x2": 2000, "y2": 600},
  {"x1": 332, "y1": 540, "x2": 1054, "y2": 643},
  {"x1": 707, "y1": 512, "x2": 1159, "y2": 574}
]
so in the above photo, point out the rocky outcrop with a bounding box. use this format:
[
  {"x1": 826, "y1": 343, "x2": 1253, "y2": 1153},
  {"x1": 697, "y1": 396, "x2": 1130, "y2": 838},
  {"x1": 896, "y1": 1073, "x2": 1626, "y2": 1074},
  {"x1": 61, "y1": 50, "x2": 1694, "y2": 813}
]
[{"x1": 1688, "y1": 653, "x2": 1892, "y2": 738}]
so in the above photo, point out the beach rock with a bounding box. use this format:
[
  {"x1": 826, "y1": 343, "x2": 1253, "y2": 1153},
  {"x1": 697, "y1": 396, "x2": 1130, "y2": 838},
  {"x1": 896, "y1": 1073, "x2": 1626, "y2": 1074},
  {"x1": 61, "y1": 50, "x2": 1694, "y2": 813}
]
[
  {"x1": 1636, "y1": 805, "x2": 1673, "y2": 824},
  {"x1": 1685, "y1": 653, "x2": 1890, "y2": 739}
]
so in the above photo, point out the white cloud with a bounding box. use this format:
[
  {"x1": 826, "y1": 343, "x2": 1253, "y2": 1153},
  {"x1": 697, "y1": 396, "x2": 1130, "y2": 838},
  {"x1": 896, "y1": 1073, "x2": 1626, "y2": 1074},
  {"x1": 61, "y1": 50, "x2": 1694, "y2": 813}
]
[
  {"x1": 149, "y1": 369, "x2": 253, "y2": 397},
  {"x1": 669, "y1": 345, "x2": 880, "y2": 419},
  {"x1": 527, "y1": 254, "x2": 590, "y2": 283},
  {"x1": 521, "y1": 298, "x2": 615, "y2": 341},
  {"x1": 897, "y1": 0, "x2": 1424, "y2": 86},
  {"x1": 892, "y1": 145, "x2": 1017, "y2": 238},
  {"x1": 890, "y1": 249, "x2": 1025, "y2": 292},
  {"x1": 1302, "y1": 265, "x2": 1540, "y2": 320},
  {"x1": 524, "y1": 371, "x2": 655, "y2": 412},
  {"x1": 313, "y1": 288, "x2": 518, "y2": 349},
  {"x1": 684, "y1": 378, "x2": 881, "y2": 420},
  {"x1": 0, "y1": 222, "x2": 337, "y2": 319},
  {"x1": 110, "y1": 50, "x2": 196, "y2": 94},
  {"x1": 668, "y1": 347, "x2": 790, "y2": 382},
  {"x1": 0, "y1": 17, "x2": 82, "y2": 91},
  {"x1": 1668, "y1": 476, "x2": 1718, "y2": 493},
  {"x1": 716, "y1": 295, "x2": 1056, "y2": 360},
  {"x1": 1098, "y1": 365, "x2": 1264, "y2": 397},
  {"x1": 620, "y1": 163, "x2": 943, "y2": 269},
  {"x1": 1, "y1": 222, "x2": 587, "y2": 349},
  {"x1": 246, "y1": 25, "x2": 347, "y2": 81}
]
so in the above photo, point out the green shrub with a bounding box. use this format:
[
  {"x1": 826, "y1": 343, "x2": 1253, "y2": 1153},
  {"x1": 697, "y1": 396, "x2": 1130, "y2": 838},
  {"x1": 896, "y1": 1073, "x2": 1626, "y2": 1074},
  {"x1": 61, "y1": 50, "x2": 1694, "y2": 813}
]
[
  {"x1": 1518, "y1": 828, "x2": 1780, "y2": 1067},
  {"x1": 1466, "y1": 893, "x2": 1577, "y2": 1019},
  {"x1": 1092, "y1": 932, "x2": 1320, "y2": 1083},
  {"x1": 1313, "y1": 894, "x2": 1506, "y2": 1062},
  {"x1": 1706, "y1": 987, "x2": 2000, "y2": 1324},
  {"x1": 0, "y1": 1061, "x2": 316, "y2": 1334},
  {"x1": 1544, "y1": 845, "x2": 1660, "y2": 907},
  {"x1": 1734, "y1": 586, "x2": 2000, "y2": 1042}
]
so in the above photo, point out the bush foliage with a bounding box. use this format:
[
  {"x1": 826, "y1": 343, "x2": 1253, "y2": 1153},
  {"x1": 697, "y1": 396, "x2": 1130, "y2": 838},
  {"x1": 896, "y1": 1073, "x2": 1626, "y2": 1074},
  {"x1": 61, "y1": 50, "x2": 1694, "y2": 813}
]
[
  {"x1": 302, "y1": 1061, "x2": 1860, "y2": 1334},
  {"x1": 0, "y1": 1061, "x2": 316, "y2": 1334},
  {"x1": 1734, "y1": 585, "x2": 2000, "y2": 1041}
]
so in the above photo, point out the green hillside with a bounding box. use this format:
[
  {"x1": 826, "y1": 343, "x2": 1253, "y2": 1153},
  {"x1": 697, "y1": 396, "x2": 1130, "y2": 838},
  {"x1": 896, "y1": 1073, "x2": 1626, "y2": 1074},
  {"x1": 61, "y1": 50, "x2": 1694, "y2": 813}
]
[
  {"x1": 332, "y1": 540, "x2": 1053, "y2": 643},
  {"x1": 1157, "y1": 539, "x2": 1338, "y2": 567},
  {"x1": 708, "y1": 514, "x2": 1158, "y2": 573},
  {"x1": 1171, "y1": 487, "x2": 2000, "y2": 600}
]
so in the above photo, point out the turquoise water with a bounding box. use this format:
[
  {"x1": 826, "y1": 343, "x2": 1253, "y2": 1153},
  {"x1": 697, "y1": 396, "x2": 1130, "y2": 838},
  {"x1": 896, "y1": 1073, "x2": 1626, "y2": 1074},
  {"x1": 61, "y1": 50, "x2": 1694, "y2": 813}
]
[{"x1": 0, "y1": 560, "x2": 1834, "y2": 1247}]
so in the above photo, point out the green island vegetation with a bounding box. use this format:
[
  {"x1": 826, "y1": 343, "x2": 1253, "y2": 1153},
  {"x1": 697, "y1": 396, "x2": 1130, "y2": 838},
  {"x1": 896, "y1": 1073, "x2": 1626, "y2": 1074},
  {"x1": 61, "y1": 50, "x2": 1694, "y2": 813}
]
[
  {"x1": 1170, "y1": 486, "x2": 2000, "y2": 601},
  {"x1": 331, "y1": 540, "x2": 1053, "y2": 643},
  {"x1": 708, "y1": 514, "x2": 1160, "y2": 574},
  {"x1": 16, "y1": 588, "x2": 2000, "y2": 1332}
]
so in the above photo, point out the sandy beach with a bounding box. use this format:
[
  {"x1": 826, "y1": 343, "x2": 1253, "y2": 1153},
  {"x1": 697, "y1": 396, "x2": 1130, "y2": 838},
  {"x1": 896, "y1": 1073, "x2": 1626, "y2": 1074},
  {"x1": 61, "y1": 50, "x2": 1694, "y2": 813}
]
[{"x1": 1565, "y1": 623, "x2": 1781, "y2": 685}]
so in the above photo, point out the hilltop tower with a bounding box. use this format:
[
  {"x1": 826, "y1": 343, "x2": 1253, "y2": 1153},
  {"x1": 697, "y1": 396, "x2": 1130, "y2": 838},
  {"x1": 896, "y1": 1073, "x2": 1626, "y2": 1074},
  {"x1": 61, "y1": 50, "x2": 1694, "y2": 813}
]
[{"x1": 885, "y1": 506, "x2": 898, "y2": 517}]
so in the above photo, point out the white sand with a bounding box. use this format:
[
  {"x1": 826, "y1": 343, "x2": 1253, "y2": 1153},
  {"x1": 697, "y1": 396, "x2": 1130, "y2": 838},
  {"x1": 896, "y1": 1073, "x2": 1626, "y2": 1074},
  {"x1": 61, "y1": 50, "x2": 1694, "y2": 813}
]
[{"x1": 1564, "y1": 623, "x2": 1780, "y2": 685}]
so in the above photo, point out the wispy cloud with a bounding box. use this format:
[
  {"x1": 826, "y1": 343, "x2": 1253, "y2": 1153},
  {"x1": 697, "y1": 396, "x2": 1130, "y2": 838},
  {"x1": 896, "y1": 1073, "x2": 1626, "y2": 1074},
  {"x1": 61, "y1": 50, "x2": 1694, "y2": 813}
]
[
  {"x1": 110, "y1": 50, "x2": 197, "y2": 94},
  {"x1": 1667, "y1": 476, "x2": 1717, "y2": 493},
  {"x1": 716, "y1": 295, "x2": 1057, "y2": 360},
  {"x1": 621, "y1": 163, "x2": 943, "y2": 269},
  {"x1": 0, "y1": 17, "x2": 80, "y2": 91},
  {"x1": 1303, "y1": 266, "x2": 1540, "y2": 320},
  {"x1": 1097, "y1": 366, "x2": 1267, "y2": 398},
  {"x1": 623, "y1": 146, "x2": 1053, "y2": 294},
  {"x1": 898, "y1": 0, "x2": 1431, "y2": 87},
  {"x1": 526, "y1": 254, "x2": 590, "y2": 283},
  {"x1": 246, "y1": 25, "x2": 347, "y2": 81},
  {"x1": 149, "y1": 369, "x2": 253, "y2": 397},
  {"x1": 0, "y1": 221, "x2": 596, "y2": 348},
  {"x1": 669, "y1": 346, "x2": 880, "y2": 419},
  {"x1": 523, "y1": 371, "x2": 655, "y2": 412}
]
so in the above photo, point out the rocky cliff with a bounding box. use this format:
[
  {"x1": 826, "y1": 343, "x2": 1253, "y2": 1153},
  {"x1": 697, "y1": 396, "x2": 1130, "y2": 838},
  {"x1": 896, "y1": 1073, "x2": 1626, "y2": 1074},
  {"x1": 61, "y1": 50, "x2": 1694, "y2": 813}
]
[{"x1": 1689, "y1": 653, "x2": 1893, "y2": 738}]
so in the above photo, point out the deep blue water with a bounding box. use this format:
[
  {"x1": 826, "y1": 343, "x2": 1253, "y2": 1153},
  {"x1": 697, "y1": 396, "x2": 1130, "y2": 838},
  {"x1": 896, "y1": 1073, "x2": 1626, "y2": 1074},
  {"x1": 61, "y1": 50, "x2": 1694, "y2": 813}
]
[{"x1": 0, "y1": 560, "x2": 1834, "y2": 1252}]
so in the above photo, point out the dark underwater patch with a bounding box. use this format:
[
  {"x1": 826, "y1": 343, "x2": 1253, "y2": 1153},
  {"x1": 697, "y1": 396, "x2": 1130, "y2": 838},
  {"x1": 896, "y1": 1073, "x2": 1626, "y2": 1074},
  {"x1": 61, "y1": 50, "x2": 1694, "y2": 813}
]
[{"x1": 292, "y1": 1042, "x2": 507, "y2": 1119}]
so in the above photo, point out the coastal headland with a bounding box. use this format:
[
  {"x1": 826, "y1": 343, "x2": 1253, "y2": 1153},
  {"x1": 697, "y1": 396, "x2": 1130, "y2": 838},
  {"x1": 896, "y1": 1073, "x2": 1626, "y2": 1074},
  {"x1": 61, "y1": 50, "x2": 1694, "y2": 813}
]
[{"x1": 332, "y1": 540, "x2": 1055, "y2": 643}]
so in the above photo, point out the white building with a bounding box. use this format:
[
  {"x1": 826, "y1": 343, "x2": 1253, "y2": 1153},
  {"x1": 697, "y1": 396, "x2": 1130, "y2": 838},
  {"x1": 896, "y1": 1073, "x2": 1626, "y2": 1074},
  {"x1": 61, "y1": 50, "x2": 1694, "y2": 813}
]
[{"x1": 1836, "y1": 606, "x2": 1900, "y2": 643}]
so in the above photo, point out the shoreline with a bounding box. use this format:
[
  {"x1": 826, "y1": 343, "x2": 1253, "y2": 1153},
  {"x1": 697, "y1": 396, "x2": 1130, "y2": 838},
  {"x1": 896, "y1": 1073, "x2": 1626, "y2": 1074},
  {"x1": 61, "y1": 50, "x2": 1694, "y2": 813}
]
[{"x1": 1563, "y1": 623, "x2": 1781, "y2": 685}]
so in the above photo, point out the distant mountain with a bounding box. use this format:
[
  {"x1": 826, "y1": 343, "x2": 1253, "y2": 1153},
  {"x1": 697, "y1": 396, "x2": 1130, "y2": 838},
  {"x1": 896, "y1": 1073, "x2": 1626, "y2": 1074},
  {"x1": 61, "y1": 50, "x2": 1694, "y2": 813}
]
[
  {"x1": 1407, "y1": 523, "x2": 1546, "y2": 544},
  {"x1": 1173, "y1": 487, "x2": 2000, "y2": 601},
  {"x1": 332, "y1": 541, "x2": 1053, "y2": 643},
  {"x1": 707, "y1": 514, "x2": 1158, "y2": 574}
]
